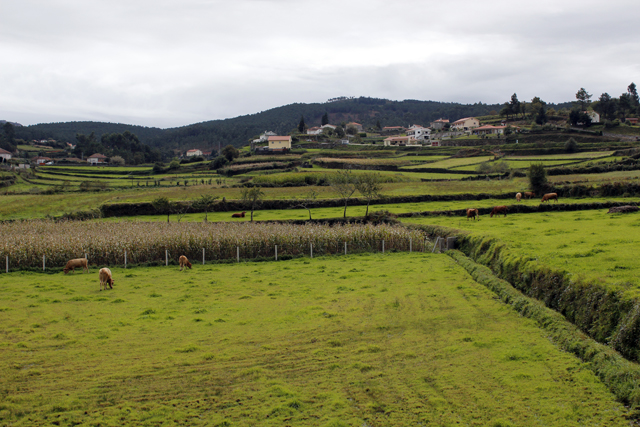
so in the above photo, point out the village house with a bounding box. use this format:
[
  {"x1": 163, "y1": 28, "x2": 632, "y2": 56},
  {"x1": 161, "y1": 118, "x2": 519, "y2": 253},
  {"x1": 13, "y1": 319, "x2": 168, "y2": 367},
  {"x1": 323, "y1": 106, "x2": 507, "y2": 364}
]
[
  {"x1": 383, "y1": 136, "x2": 419, "y2": 147},
  {"x1": 346, "y1": 122, "x2": 363, "y2": 132},
  {"x1": 252, "y1": 131, "x2": 277, "y2": 143},
  {"x1": 0, "y1": 148, "x2": 12, "y2": 162},
  {"x1": 87, "y1": 153, "x2": 108, "y2": 165},
  {"x1": 186, "y1": 149, "x2": 203, "y2": 157},
  {"x1": 584, "y1": 111, "x2": 600, "y2": 123},
  {"x1": 406, "y1": 125, "x2": 431, "y2": 141},
  {"x1": 626, "y1": 118, "x2": 638, "y2": 125},
  {"x1": 267, "y1": 136, "x2": 292, "y2": 151},
  {"x1": 33, "y1": 156, "x2": 53, "y2": 165},
  {"x1": 321, "y1": 124, "x2": 337, "y2": 131},
  {"x1": 430, "y1": 118, "x2": 449, "y2": 130},
  {"x1": 306, "y1": 126, "x2": 323, "y2": 135},
  {"x1": 473, "y1": 125, "x2": 507, "y2": 136},
  {"x1": 450, "y1": 117, "x2": 480, "y2": 131}
]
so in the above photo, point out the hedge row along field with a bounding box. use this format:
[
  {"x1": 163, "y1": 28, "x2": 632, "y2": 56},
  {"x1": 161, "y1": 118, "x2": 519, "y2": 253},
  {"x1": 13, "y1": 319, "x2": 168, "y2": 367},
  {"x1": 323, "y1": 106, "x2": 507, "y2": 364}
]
[{"x1": 0, "y1": 221, "x2": 427, "y2": 270}]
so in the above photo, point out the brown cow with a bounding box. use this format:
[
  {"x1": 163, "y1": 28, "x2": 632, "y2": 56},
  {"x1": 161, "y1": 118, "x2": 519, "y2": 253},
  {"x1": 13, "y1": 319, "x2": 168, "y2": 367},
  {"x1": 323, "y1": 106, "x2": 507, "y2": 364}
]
[
  {"x1": 231, "y1": 211, "x2": 246, "y2": 218},
  {"x1": 541, "y1": 193, "x2": 558, "y2": 203},
  {"x1": 524, "y1": 192, "x2": 534, "y2": 199},
  {"x1": 99, "y1": 268, "x2": 114, "y2": 291},
  {"x1": 466, "y1": 208, "x2": 479, "y2": 221},
  {"x1": 490, "y1": 206, "x2": 508, "y2": 217},
  {"x1": 516, "y1": 192, "x2": 522, "y2": 202},
  {"x1": 179, "y1": 255, "x2": 192, "y2": 271},
  {"x1": 64, "y1": 258, "x2": 88, "y2": 274}
]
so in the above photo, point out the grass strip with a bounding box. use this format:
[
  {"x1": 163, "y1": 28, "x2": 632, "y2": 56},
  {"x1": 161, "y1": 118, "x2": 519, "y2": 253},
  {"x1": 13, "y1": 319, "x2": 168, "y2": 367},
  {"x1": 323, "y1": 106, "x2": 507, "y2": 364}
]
[{"x1": 447, "y1": 249, "x2": 640, "y2": 410}]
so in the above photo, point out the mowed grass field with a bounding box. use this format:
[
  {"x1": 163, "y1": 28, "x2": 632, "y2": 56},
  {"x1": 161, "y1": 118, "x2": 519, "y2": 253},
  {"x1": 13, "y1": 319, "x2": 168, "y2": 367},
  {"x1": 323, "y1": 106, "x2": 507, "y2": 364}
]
[
  {"x1": 0, "y1": 254, "x2": 629, "y2": 426},
  {"x1": 404, "y1": 209, "x2": 640, "y2": 297}
]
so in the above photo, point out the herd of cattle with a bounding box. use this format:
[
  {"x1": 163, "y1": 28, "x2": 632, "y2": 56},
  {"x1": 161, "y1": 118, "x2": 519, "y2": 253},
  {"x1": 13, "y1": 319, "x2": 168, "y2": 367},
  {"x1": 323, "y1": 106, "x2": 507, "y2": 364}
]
[
  {"x1": 467, "y1": 192, "x2": 559, "y2": 220},
  {"x1": 63, "y1": 254, "x2": 194, "y2": 291}
]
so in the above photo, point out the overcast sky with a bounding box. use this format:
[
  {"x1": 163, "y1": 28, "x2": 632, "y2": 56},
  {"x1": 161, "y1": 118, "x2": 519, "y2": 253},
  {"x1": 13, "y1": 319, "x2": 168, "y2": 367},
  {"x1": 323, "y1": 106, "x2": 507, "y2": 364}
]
[{"x1": 1, "y1": 0, "x2": 638, "y2": 128}]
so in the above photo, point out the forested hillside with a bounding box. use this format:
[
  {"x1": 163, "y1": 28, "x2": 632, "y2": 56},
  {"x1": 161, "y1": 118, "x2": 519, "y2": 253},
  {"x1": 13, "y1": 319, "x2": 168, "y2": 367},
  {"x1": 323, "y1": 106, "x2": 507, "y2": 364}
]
[{"x1": 12, "y1": 98, "x2": 513, "y2": 150}]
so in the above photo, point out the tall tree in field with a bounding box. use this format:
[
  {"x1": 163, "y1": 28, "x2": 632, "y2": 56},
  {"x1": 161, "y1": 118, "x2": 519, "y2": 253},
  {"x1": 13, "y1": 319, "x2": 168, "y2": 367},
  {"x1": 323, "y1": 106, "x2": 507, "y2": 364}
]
[
  {"x1": 528, "y1": 163, "x2": 548, "y2": 194},
  {"x1": 192, "y1": 194, "x2": 220, "y2": 222},
  {"x1": 330, "y1": 169, "x2": 358, "y2": 218},
  {"x1": 222, "y1": 145, "x2": 239, "y2": 162},
  {"x1": 509, "y1": 93, "x2": 522, "y2": 118},
  {"x1": 241, "y1": 187, "x2": 265, "y2": 221},
  {"x1": 151, "y1": 197, "x2": 174, "y2": 223},
  {"x1": 321, "y1": 112, "x2": 329, "y2": 126},
  {"x1": 298, "y1": 116, "x2": 306, "y2": 133},
  {"x1": 530, "y1": 97, "x2": 547, "y2": 125},
  {"x1": 355, "y1": 173, "x2": 384, "y2": 217},
  {"x1": 575, "y1": 88, "x2": 592, "y2": 111}
]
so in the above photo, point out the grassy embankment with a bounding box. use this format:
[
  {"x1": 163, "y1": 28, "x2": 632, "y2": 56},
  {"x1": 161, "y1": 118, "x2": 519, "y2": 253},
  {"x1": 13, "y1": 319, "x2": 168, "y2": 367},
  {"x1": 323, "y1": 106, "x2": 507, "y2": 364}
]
[{"x1": 0, "y1": 254, "x2": 630, "y2": 426}]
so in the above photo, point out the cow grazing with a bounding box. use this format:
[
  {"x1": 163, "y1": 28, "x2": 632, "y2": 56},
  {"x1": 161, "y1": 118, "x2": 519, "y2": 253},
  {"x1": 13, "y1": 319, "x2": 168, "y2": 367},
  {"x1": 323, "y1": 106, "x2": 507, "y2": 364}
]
[
  {"x1": 516, "y1": 192, "x2": 522, "y2": 202},
  {"x1": 466, "y1": 208, "x2": 479, "y2": 221},
  {"x1": 99, "y1": 268, "x2": 114, "y2": 291},
  {"x1": 541, "y1": 193, "x2": 558, "y2": 203},
  {"x1": 490, "y1": 206, "x2": 508, "y2": 217},
  {"x1": 63, "y1": 258, "x2": 88, "y2": 274},
  {"x1": 179, "y1": 255, "x2": 192, "y2": 271},
  {"x1": 524, "y1": 192, "x2": 534, "y2": 199},
  {"x1": 231, "y1": 211, "x2": 246, "y2": 218}
]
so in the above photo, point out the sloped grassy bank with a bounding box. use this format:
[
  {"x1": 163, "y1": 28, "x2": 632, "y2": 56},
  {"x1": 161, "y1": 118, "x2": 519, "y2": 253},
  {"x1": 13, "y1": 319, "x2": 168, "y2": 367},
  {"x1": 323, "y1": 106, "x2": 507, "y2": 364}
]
[
  {"x1": 412, "y1": 224, "x2": 640, "y2": 365},
  {"x1": 446, "y1": 249, "x2": 640, "y2": 409}
]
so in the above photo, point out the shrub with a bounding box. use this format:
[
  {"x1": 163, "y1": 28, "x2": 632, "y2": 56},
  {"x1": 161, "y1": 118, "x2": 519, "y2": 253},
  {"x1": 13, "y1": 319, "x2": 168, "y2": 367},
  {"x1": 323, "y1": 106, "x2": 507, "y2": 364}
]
[{"x1": 528, "y1": 163, "x2": 547, "y2": 193}]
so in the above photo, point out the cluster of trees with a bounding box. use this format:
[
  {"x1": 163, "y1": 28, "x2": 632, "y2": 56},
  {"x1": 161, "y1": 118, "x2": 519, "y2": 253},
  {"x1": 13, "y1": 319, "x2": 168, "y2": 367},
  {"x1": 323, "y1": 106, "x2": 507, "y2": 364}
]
[
  {"x1": 500, "y1": 94, "x2": 553, "y2": 125},
  {"x1": 0, "y1": 122, "x2": 17, "y2": 153},
  {"x1": 588, "y1": 83, "x2": 639, "y2": 125},
  {"x1": 73, "y1": 131, "x2": 167, "y2": 164},
  {"x1": 501, "y1": 83, "x2": 639, "y2": 128}
]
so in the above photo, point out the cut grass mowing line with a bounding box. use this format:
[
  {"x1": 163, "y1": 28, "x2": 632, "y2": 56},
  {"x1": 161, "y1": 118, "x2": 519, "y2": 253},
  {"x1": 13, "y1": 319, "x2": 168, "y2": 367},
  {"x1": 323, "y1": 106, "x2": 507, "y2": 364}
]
[{"x1": 0, "y1": 254, "x2": 630, "y2": 426}]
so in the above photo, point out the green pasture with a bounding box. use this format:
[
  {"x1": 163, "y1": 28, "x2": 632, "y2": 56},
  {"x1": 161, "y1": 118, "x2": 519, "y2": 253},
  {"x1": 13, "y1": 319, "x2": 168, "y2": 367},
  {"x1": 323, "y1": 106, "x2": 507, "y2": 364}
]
[
  {"x1": 404, "y1": 209, "x2": 640, "y2": 297},
  {"x1": 548, "y1": 170, "x2": 640, "y2": 184},
  {"x1": 506, "y1": 152, "x2": 614, "y2": 160},
  {"x1": 0, "y1": 254, "x2": 628, "y2": 426},
  {"x1": 400, "y1": 156, "x2": 494, "y2": 170}
]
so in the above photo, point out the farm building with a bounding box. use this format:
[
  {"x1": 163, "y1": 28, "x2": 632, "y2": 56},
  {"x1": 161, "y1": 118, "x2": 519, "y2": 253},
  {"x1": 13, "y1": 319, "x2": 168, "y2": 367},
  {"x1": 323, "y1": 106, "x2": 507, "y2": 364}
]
[
  {"x1": 33, "y1": 156, "x2": 52, "y2": 165},
  {"x1": 383, "y1": 136, "x2": 419, "y2": 146},
  {"x1": 186, "y1": 149, "x2": 203, "y2": 157},
  {"x1": 473, "y1": 125, "x2": 507, "y2": 135},
  {"x1": 346, "y1": 122, "x2": 363, "y2": 132}
]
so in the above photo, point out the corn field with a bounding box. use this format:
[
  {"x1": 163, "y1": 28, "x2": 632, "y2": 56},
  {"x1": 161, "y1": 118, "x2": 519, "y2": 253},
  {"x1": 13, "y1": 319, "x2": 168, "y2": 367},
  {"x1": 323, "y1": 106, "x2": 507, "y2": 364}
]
[{"x1": 0, "y1": 221, "x2": 429, "y2": 270}]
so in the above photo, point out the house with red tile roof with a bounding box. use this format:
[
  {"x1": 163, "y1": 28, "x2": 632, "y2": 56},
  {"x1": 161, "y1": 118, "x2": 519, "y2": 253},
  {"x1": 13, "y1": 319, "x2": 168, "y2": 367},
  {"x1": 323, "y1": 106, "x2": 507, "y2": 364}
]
[
  {"x1": 87, "y1": 153, "x2": 108, "y2": 165},
  {"x1": 0, "y1": 148, "x2": 12, "y2": 162},
  {"x1": 450, "y1": 117, "x2": 479, "y2": 131}
]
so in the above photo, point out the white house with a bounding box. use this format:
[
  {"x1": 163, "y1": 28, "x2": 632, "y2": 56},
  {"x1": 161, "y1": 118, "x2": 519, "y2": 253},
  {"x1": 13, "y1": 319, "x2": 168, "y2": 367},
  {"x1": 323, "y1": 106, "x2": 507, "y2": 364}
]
[
  {"x1": 0, "y1": 148, "x2": 12, "y2": 162},
  {"x1": 383, "y1": 136, "x2": 419, "y2": 146},
  {"x1": 450, "y1": 117, "x2": 479, "y2": 131},
  {"x1": 584, "y1": 111, "x2": 600, "y2": 123},
  {"x1": 87, "y1": 153, "x2": 108, "y2": 165},
  {"x1": 34, "y1": 156, "x2": 52, "y2": 165},
  {"x1": 186, "y1": 149, "x2": 203, "y2": 157},
  {"x1": 252, "y1": 131, "x2": 277, "y2": 143},
  {"x1": 321, "y1": 124, "x2": 337, "y2": 131},
  {"x1": 406, "y1": 125, "x2": 431, "y2": 141},
  {"x1": 306, "y1": 126, "x2": 323, "y2": 135},
  {"x1": 267, "y1": 136, "x2": 292, "y2": 151},
  {"x1": 473, "y1": 125, "x2": 507, "y2": 135}
]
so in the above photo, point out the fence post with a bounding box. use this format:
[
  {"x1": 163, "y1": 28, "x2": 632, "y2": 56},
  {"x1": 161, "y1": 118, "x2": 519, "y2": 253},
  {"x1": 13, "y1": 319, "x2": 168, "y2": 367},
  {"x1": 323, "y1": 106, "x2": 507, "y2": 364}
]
[
  {"x1": 275, "y1": 245, "x2": 278, "y2": 261},
  {"x1": 310, "y1": 243, "x2": 313, "y2": 259},
  {"x1": 382, "y1": 240, "x2": 385, "y2": 254},
  {"x1": 432, "y1": 237, "x2": 440, "y2": 253},
  {"x1": 237, "y1": 246, "x2": 240, "y2": 263},
  {"x1": 165, "y1": 249, "x2": 168, "y2": 266},
  {"x1": 6, "y1": 255, "x2": 8, "y2": 273},
  {"x1": 43, "y1": 255, "x2": 45, "y2": 271},
  {"x1": 344, "y1": 242, "x2": 347, "y2": 255},
  {"x1": 410, "y1": 238, "x2": 412, "y2": 253},
  {"x1": 202, "y1": 248, "x2": 205, "y2": 265}
]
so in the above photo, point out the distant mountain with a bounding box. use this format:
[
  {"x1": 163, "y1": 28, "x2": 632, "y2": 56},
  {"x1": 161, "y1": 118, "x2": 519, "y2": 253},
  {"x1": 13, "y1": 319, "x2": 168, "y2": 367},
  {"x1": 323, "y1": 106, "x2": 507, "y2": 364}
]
[{"x1": 12, "y1": 97, "x2": 575, "y2": 151}]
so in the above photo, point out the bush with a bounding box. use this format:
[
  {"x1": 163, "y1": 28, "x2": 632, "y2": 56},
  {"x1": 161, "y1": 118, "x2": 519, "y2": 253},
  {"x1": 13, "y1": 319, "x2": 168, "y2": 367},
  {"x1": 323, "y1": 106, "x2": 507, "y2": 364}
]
[
  {"x1": 210, "y1": 156, "x2": 228, "y2": 169},
  {"x1": 564, "y1": 138, "x2": 578, "y2": 153},
  {"x1": 528, "y1": 163, "x2": 547, "y2": 193}
]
